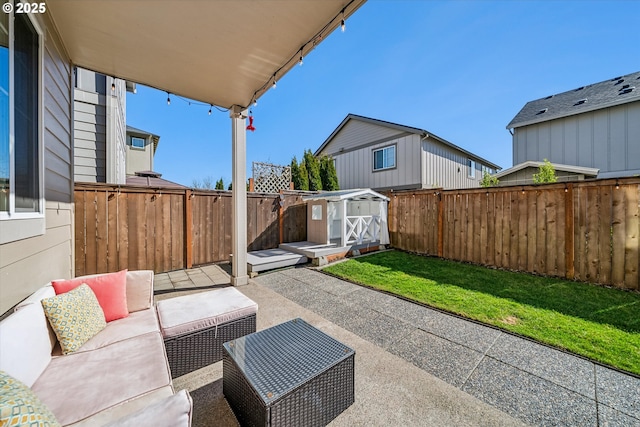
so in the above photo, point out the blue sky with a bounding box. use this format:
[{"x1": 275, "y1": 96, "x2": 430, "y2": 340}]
[{"x1": 126, "y1": 0, "x2": 640, "y2": 187}]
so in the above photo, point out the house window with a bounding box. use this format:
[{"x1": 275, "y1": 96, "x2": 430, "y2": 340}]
[
  {"x1": 467, "y1": 159, "x2": 476, "y2": 178},
  {"x1": 131, "y1": 136, "x2": 145, "y2": 149},
  {"x1": 0, "y1": 7, "x2": 45, "y2": 243},
  {"x1": 373, "y1": 145, "x2": 395, "y2": 171}
]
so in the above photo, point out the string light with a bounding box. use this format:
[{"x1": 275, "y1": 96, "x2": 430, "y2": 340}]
[
  {"x1": 340, "y1": 10, "x2": 346, "y2": 32},
  {"x1": 299, "y1": 52, "x2": 304, "y2": 66},
  {"x1": 272, "y1": 75, "x2": 277, "y2": 90},
  {"x1": 111, "y1": 81, "x2": 115, "y2": 92},
  {"x1": 208, "y1": 105, "x2": 212, "y2": 115},
  {"x1": 253, "y1": 99, "x2": 258, "y2": 107},
  {"x1": 166, "y1": 92, "x2": 171, "y2": 105},
  {"x1": 615, "y1": 180, "x2": 620, "y2": 190}
]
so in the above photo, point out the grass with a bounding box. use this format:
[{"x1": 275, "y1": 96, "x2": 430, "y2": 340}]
[{"x1": 323, "y1": 250, "x2": 640, "y2": 375}]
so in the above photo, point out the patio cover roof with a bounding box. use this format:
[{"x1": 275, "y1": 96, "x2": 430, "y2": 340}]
[
  {"x1": 303, "y1": 188, "x2": 390, "y2": 202},
  {"x1": 46, "y1": 0, "x2": 366, "y2": 108}
]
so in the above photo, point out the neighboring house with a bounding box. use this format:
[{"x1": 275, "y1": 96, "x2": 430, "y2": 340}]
[
  {"x1": 506, "y1": 70, "x2": 640, "y2": 179},
  {"x1": 493, "y1": 161, "x2": 599, "y2": 186},
  {"x1": 74, "y1": 68, "x2": 136, "y2": 184},
  {"x1": 126, "y1": 126, "x2": 160, "y2": 176},
  {"x1": 315, "y1": 114, "x2": 500, "y2": 191}
]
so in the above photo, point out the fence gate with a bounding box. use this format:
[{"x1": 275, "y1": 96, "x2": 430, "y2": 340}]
[{"x1": 252, "y1": 162, "x2": 291, "y2": 193}]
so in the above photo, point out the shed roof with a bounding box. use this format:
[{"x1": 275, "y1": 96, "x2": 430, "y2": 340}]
[
  {"x1": 316, "y1": 114, "x2": 501, "y2": 170},
  {"x1": 493, "y1": 161, "x2": 599, "y2": 180},
  {"x1": 507, "y1": 70, "x2": 640, "y2": 129},
  {"x1": 303, "y1": 188, "x2": 389, "y2": 202}
]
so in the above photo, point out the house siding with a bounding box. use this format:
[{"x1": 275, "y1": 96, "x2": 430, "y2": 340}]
[
  {"x1": 0, "y1": 12, "x2": 74, "y2": 314},
  {"x1": 126, "y1": 133, "x2": 155, "y2": 175},
  {"x1": 513, "y1": 101, "x2": 640, "y2": 176},
  {"x1": 73, "y1": 89, "x2": 106, "y2": 182},
  {"x1": 333, "y1": 134, "x2": 422, "y2": 191},
  {"x1": 423, "y1": 137, "x2": 486, "y2": 189},
  {"x1": 320, "y1": 119, "x2": 406, "y2": 155}
]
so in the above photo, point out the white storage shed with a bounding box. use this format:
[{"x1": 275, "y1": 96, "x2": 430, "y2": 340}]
[{"x1": 302, "y1": 189, "x2": 390, "y2": 247}]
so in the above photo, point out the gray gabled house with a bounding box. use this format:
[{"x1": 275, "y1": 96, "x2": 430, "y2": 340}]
[
  {"x1": 506, "y1": 71, "x2": 640, "y2": 179},
  {"x1": 315, "y1": 114, "x2": 501, "y2": 191}
]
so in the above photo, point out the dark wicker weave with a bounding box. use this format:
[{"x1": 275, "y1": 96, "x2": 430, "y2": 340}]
[
  {"x1": 164, "y1": 314, "x2": 256, "y2": 378},
  {"x1": 223, "y1": 318, "x2": 355, "y2": 427}
]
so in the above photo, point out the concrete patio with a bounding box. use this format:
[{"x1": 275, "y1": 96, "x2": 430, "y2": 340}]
[{"x1": 154, "y1": 264, "x2": 640, "y2": 427}]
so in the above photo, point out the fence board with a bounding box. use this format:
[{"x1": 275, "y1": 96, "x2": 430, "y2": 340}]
[
  {"x1": 597, "y1": 185, "x2": 612, "y2": 284},
  {"x1": 528, "y1": 190, "x2": 538, "y2": 273},
  {"x1": 624, "y1": 185, "x2": 639, "y2": 289}
]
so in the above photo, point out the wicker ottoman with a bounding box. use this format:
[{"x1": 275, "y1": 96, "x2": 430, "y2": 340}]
[
  {"x1": 223, "y1": 318, "x2": 355, "y2": 427},
  {"x1": 157, "y1": 287, "x2": 257, "y2": 378}
]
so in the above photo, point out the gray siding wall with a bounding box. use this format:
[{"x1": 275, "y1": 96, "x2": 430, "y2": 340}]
[
  {"x1": 333, "y1": 134, "x2": 422, "y2": 191},
  {"x1": 513, "y1": 101, "x2": 640, "y2": 177},
  {"x1": 74, "y1": 71, "x2": 127, "y2": 184},
  {"x1": 319, "y1": 119, "x2": 405, "y2": 155},
  {"x1": 1, "y1": 12, "x2": 74, "y2": 314},
  {"x1": 423, "y1": 137, "x2": 485, "y2": 189},
  {"x1": 74, "y1": 89, "x2": 106, "y2": 182}
]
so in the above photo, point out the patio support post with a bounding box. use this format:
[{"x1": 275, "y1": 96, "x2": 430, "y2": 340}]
[
  {"x1": 341, "y1": 199, "x2": 347, "y2": 247},
  {"x1": 230, "y1": 105, "x2": 249, "y2": 286}
]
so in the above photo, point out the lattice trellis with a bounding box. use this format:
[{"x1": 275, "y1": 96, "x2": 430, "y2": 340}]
[{"x1": 252, "y1": 162, "x2": 291, "y2": 193}]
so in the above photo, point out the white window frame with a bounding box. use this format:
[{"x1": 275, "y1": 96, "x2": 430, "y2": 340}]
[
  {"x1": 131, "y1": 135, "x2": 145, "y2": 149},
  {"x1": 467, "y1": 159, "x2": 476, "y2": 178},
  {"x1": 373, "y1": 145, "x2": 396, "y2": 172},
  {"x1": 0, "y1": 6, "x2": 46, "y2": 244}
]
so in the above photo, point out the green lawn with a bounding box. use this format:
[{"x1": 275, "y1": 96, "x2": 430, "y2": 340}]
[{"x1": 323, "y1": 250, "x2": 640, "y2": 375}]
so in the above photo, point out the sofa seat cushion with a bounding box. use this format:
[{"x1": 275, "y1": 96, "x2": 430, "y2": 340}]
[
  {"x1": 52, "y1": 270, "x2": 129, "y2": 322},
  {"x1": 104, "y1": 389, "x2": 192, "y2": 427},
  {"x1": 0, "y1": 370, "x2": 61, "y2": 427},
  {"x1": 41, "y1": 284, "x2": 107, "y2": 355},
  {"x1": 72, "y1": 308, "x2": 160, "y2": 354},
  {"x1": 32, "y1": 332, "x2": 171, "y2": 426},
  {"x1": 157, "y1": 287, "x2": 258, "y2": 339}
]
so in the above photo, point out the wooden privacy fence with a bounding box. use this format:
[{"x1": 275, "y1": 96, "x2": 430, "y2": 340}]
[
  {"x1": 386, "y1": 178, "x2": 640, "y2": 290},
  {"x1": 74, "y1": 184, "x2": 307, "y2": 276}
]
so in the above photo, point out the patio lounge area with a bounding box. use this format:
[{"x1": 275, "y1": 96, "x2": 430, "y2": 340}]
[{"x1": 155, "y1": 264, "x2": 640, "y2": 427}]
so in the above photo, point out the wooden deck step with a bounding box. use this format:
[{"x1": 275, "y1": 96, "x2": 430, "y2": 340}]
[{"x1": 247, "y1": 249, "x2": 308, "y2": 273}]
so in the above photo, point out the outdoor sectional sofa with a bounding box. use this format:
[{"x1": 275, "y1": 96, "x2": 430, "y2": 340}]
[{"x1": 0, "y1": 270, "x2": 193, "y2": 426}]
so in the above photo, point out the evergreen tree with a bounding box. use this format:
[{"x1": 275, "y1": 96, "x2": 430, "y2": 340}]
[
  {"x1": 298, "y1": 160, "x2": 309, "y2": 191},
  {"x1": 227, "y1": 182, "x2": 232, "y2": 190},
  {"x1": 320, "y1": 156, "x2": 339, "y2": 190},
  {"x1": 304, "y1": 149, "x2": 322, "y2": 191},
  {"x1": 215, "y1": 178, "x2": 225, "y2": 190},
  {"x1": 290, "y1": 157, "x2": 302, "y2": 190}
]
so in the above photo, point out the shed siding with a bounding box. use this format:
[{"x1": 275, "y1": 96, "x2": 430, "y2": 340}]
[
  {"x1": 73, "y1": 89, "x2": 106, "y2": 182},
  {"x1": 497, "y1": 167, "x2": 588, "y2": 186},
  {"x1": 513, "y1": 101, "x2": 640, "y2": 176},
  {"x1": 333, "y1": 134, "x2": 421, "y2": 190},
  {"x1": 1, "y1": 13, "x2": 74, "y2": 314},
  {"x1": 423, "y1": 137, "x2": 486, "y2": 189},
  {"x1": 318, "y1": 119, "x2": 405, "y2": 156}
]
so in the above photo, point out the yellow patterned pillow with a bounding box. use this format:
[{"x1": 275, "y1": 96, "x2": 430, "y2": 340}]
[
  {"x1": 0, "y1": 370, "x2": 61, "y2": 426},
  {"x1": 41, "y1": 284, "x2": 107, "y2": 354}
]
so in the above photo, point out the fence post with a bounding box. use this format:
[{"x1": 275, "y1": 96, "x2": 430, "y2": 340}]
[
  {"x1": 564, "y1": 183, "x2": 574, "y2": 279},
  {"x1": 279, "y1": 190, "x2": 285, "y2": 244},
  {"x1": 184, "y1": 189, "x2": 193, "y2": 269},
  {"x1": 437, "y1": 192, "x2": 444, "y2": 257}
]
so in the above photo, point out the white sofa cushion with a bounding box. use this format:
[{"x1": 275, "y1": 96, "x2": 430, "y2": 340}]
[
  {"x1": 104, "y1": 389, "x2": 192, "y2": 427},
  {"x1": 0, "y1": 303, "x2": 53, "y2": 387},
  {"x1": 157, "y1": 287, "x2": 258, "y2": 339},
  {"x1": 32, "y1": 332, "x2": 172, "y2": 426}
]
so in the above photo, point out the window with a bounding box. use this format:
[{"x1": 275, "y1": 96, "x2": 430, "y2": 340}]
[
  {"x1": 373, "y1": 145, "x2": 395, "y2": 171},
  {"x1": 311, "y1": 205, "x2": 322, "y2": 220},
  {"x1": 131, "y1": 136, "x2": 145, "y2": 149},
  {"x1": 467, "y1": 159, "x2": 476, "y2": 178},
  {"x1": 0, "y1": 6, "x2": 45, "y2": 243}
]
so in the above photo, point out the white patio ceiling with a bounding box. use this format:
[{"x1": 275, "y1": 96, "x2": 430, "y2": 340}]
[{"x1": 47, "y1": 0, "x2": 366, "y2": 108}]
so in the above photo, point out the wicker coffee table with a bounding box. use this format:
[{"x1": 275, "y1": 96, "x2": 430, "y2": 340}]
[{"x1": 223, "y1": 318, "x2": 355, "y2": 427}]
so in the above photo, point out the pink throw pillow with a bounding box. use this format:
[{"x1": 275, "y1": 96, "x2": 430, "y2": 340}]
[{"x1": 52, "y1": 270, "x2": 129, "y2": 322}]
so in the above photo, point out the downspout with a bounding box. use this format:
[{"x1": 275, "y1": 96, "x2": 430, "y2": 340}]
[{"x1": 420, "y1": 133, "x2": 428, "y2": 189}]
